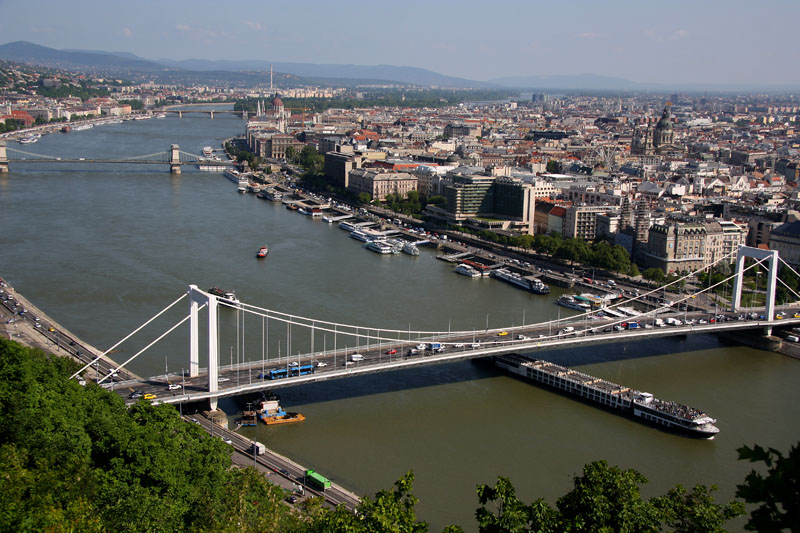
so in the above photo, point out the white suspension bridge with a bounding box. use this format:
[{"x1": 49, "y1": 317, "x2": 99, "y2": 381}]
[
  {"x1": 70, "y1": 246, "x2": 800, "y2": 410},
  {"x1": 0, "y1": 141, "x2": 234, "y2": 173}
]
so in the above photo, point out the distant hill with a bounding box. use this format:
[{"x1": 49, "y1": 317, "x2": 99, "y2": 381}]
[
  {"x1": 0, "y1": 41, "x2": 167, "y2": 73},
  {"x1": 157, "y1": 58, "x2": 492, "y2": 89},
  {"x1": 0, "y1": 41, "x2": 491, "y2": 89},
  {"x1": 489, "y1": 73, "x2": 645, "y2": 91}
]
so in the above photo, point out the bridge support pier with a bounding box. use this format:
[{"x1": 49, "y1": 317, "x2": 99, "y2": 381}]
[
  {"x1": 178, "y1": 111, "x2": 182, "y2": 118},
  {"x1": 731, "y1": 245, "x2": 778, "y2": 335},
  {"x1": 209, "y1": 111, "x2": 214, "y2": 119},
  {"x1": 170, "y1": 144, "x2": 181, "y2": 174},
  {"x1": 0, "y1": 140, "x2": 8, "y2": 172},
  {"x1": 188, "y1": 285, "x2": 220, "y2": 410}
]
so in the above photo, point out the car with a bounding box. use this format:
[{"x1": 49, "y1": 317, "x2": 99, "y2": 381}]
[
  {"x1": 698, "y1": 319, "x2": 708, "y2": 324},
  {"x1": 280, "y1": 469, "x2": 290, "y2": 476},
  {"x1": 385, "y1": 349, "x2": 397, "y2": 355},
  {"x1": 470, "y1": 343, "x2": 481, "y2": 348},
  {"x1": 497, "y1": 331, "x2": 509, "y2": 336},
  {"x1": 167, "y1": 383, "x2": 182, "y2": 390},
  {"x1": 315, "y1": 361, "x2": 328, "y2": 368},
  {"x1": 285, "y1": 495, "x2": 298, "y2": 504},
  {"x1": 344, "y1": 361, "x2": 354, "y2": 366},
  {"x1": 453, "y1": 343, "x2": 465, "y2": 348},
  {"x1": 190, "y1": 418, "x2": 200, "y2": 424},
  {"x1": 516, "y1": 334, "x2": 530, "y2": 340},
  {"x1": 288, "y1": 362, "x2": 299, "y2": 367},
  {"x1": 222, "y1": 438, "x2": 233, "y2": 445},
  {"x1": 217, "y1": 377, "x2": 230, "y2": 382},
  {"x1": 129, "y1": 390, "x2": 144, "y2": 399},
  {"x1": 143, "y1": 393, "x2": 157, "y2": 400}
]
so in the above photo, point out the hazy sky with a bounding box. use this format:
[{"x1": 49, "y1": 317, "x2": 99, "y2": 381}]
[{"x1": 1, "y1": 0, "x2": 798, "y2": 85}]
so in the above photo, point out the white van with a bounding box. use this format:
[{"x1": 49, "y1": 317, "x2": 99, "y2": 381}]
[
  {"x1": 786, "y1": 335, "x2": 799, "y2": 343},
  {"x1": 350, "y1": 353, "x2": 365, "y2": 361}
]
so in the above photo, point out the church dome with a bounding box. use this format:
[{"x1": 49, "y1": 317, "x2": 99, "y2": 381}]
[
  {"x1": 656, "y1": 105, "x2": 672, "y2": 130},
  {"x1": 272, "y1": 96, "x2": 283, "y2": 108}
]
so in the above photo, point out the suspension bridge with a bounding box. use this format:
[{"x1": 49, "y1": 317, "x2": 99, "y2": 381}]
[
  {"x1": 71, "y1": 246, "x2": 800, "y2": 410},
  {"x1": 0, "y1": 141, "x2": 235, "y2": 174}
]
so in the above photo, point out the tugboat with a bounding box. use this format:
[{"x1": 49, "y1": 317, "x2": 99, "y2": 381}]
[{"x1": 256, "y1": 245, "x2": 269, "y2": 258}]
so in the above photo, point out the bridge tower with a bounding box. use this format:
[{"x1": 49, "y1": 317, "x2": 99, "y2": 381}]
[
  {"x1": 209, "y1": 110, "x2": 214, "y2": 119},
  {"x1": 0, "y1": 140, "x2": 8, "y2": 173},
  {"x1": 188, "y1": 285, "x2": 220, "y2": 409},
  {"x1": 731, "y1": 245, "x2": 778, "y2": 335},
  {"x1": 169, "y1": 144, "x2": 181, "y2": 174}
]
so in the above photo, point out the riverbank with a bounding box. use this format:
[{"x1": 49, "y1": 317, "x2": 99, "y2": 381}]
[{"x1": 0, "y1": 276, "x2": 140, "y2": 381}]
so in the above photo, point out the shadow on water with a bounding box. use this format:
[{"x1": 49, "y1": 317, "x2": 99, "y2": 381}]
[{"x1": 237, "y1": 332, "x2": 735, "y2": 410}]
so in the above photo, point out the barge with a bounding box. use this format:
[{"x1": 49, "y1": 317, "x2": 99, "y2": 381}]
[{"x1": 494, "y1": 353, "x2": 719, "y2": 438}]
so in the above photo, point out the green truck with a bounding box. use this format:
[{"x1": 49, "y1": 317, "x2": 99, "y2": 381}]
[{"x1": 305, "y1": 469, "x2": 331, "y2": 491}]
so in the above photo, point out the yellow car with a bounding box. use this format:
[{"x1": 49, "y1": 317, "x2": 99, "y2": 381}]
[
  {"x1": 497, "y1": 331, "x2": 509, "y2": 336},
  {"x1": 793, "y1": 313, "x2": 800, "y2": 318},
  {"x1": 143, "y1": 393, "x2": 157, "y2": 400}
]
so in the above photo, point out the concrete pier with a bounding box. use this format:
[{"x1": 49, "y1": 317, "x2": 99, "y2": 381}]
[
  {"x1": 0, "y1": 140, "x2": 8, "y2": 172},
  {"x1": 170, "y1": 144, "x2": 181, "y2": 174}
]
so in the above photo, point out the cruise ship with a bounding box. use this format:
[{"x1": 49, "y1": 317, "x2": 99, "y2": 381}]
[
  {"x1": 454, "y1": 263, "x2": 481, "y2": 278},
  {"x1": 18, "y1": 133, "x2": 41, "y2": 144},
  {"x1": 557, "y1": 295, "x2": 591, "y2": 311},
  {"x1": 258, "y1": 188, "x2": 282, "y2": 201},
  {"x1": 364, "y1": 240, "x2": 399, "y2": 254},
  {"x1": 350, "y1": 229, "x2": 376, "y2": 242},
  {"x1": 223, "y1": 168, "x2": 241, "y2": 183},
  {"x1": 208, "y1": 287, "x2": 238, "y2": 303},
  {"x1": 402, "y1": 242, "x2": 421, "y2": 256},
  {"x1": 494, "y1": 353, "x2": 719, "y2": 438},
  {"x1": 491, "y1": 268, "x2": 550, "y2": 295},
  {"x1": 339, "y1": 220, "x2": 357, "y2": 232}
]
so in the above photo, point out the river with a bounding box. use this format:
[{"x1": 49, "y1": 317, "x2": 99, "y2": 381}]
[{"x1": 1, "y1": 110, "x2": 797, "y2": 531}]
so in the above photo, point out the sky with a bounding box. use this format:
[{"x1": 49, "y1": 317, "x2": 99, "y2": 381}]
[{"x1": 1, "y1": 0, "x2": 799, "y2": 86}]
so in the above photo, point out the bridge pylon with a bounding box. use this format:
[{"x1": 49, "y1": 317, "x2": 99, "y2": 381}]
[
  {"x1": 188, "y1": 285, "x2": 219, "y2": 410},
  {"x1": 170, "y1": 144, "x2": 181, "y2": 174},
  {"x1": 731, "y1": 245, "x2": 778, "y2": 335},
  {"x1": 0, "y1": 140, "x2": 8, "y2": 173}
]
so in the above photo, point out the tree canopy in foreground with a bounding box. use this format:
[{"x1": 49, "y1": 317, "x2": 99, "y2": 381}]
[{"x1": 1, "y1": 337, "x2": 795, "y2": 532}]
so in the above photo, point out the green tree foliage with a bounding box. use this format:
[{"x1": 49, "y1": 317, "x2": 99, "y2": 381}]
[
  {"x1": 642, "y1": 267, "x2": 667, "y2": 283},
  {"x1": 309, "y1": 472, "x2": 429, "y2": 533},
  {"x1": 556, "y1": 460, "x2": 661, "y2": 532},
  {"x1": 736, "y1": 443, "x2": 800, "y2": 531},
  {"x1": 299, "y1": 145, "x2": 324, "y2": 175},
  {"x1": 474, "y1": 460, "x2": 745, "y2": 533},
  {"x1": 0, "y1": 338, "x2": 296, "y2": 532},
  {"x1": 653, "y1": 484, "x2": 744, "y2": 533}
]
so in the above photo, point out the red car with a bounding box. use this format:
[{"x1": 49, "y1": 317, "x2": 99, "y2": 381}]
[{"x1": 385, "y1": 349, "x2": 397, "y2": 355}]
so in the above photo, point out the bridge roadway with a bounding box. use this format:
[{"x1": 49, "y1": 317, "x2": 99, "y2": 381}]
[{"x1": 113, "y1": 310, "x2": 800, "y2": 406}]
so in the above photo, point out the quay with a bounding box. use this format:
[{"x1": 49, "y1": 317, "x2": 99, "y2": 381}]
[
  {"x1": 0, "y1": 277, "x2": 140, "y2": 381},
  {"x1": 189, "y1": 413, "x2": 361, "y2": 510}
]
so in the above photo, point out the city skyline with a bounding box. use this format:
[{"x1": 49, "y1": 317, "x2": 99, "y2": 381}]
[{"x1": 0, "y1": 0, "x2": 799, "y2": 87}]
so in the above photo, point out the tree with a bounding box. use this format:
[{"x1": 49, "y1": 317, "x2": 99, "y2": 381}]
[
  {"x1": 476, "y1": 476, "x2": 557, "y2": 533},
  {"x1": 546, "y1": 160, "x2": 559, "y2": 173},
  {"x1": 736, "y1": 443, "x2": 800, "y2": 531},
  {"x1": 628, "y1": 264, "x2": 641, "y2": 277},
  {"x1": 642, "y1": 267, "x2": 666, "y2": 283},
  {"x1": 358, "y1": 192, "x2": 372, "y2": 204},
  {"x1": 556, "y1": 460, "x2": 661, "y2": 532},
  {"x1": 653, "y1": 484, "x2": 744, "y2": 533}
]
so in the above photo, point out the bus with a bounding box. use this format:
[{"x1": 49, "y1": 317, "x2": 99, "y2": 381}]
[
  {"x1": 267, "y1": 368, "x2": 288, "y2": 380},
  {"x1": 290, "y1": 364, "x2": 315, "y2": 377},
  {"x1": 305, "y1": 469, "x2": 331, "y2": 491}
]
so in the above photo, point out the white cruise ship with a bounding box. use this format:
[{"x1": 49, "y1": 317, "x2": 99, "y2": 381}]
[{"x1": 454, "y1": 263, "x2": 481, "y2": 278}]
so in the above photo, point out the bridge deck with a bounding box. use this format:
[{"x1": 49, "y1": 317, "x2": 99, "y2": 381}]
[{"x1": 117, "y1": 315, "x2": 798, "y2": 406}]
